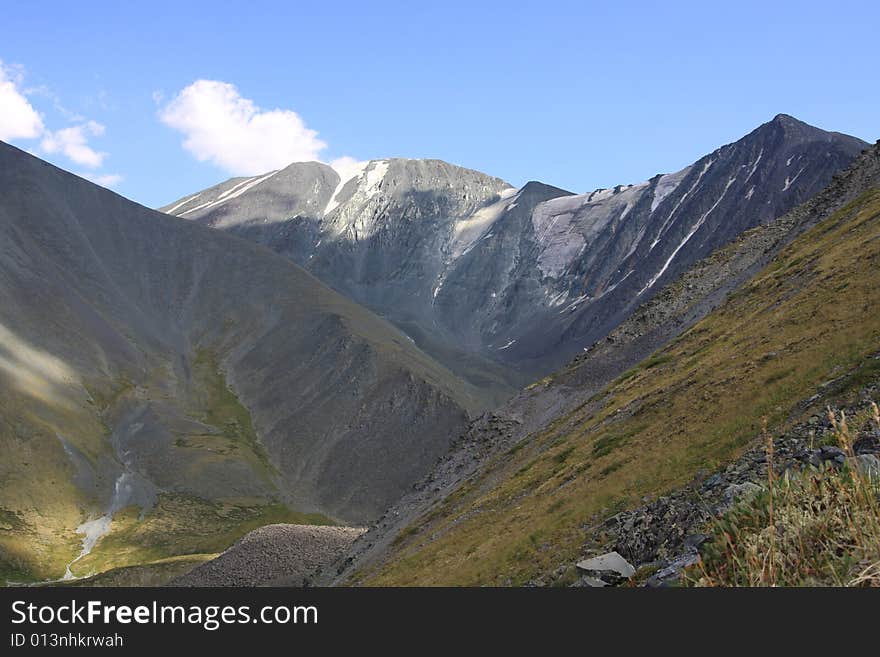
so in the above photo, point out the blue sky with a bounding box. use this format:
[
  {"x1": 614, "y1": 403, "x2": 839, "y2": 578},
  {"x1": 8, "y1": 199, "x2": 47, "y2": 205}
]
[{"x1": 1, "y1": 0, "x2": 877, "y2": 208}]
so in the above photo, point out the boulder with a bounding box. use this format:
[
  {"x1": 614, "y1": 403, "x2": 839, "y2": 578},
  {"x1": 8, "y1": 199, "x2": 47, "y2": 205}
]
[
  {"x1": 723, "y1": 481, "x2": 764, "y2": 505},
  {"x1": 580, "y1": 576, "x2": 611, "y2": 588},
  {"x1": 576, "y1": 551, "x2": 636, "y2": 579},
  {"x1": 850, "y1": 454, "x2": 880, "y2": 479}
]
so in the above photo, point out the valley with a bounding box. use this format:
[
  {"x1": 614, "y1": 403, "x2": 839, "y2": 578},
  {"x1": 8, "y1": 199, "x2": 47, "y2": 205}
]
[
  {"x1": 0, "y1": 115, "x2": 876, "y2": 588},
  {"x1": 0, "y1": 141, "x2": 477, "y2": 582}
]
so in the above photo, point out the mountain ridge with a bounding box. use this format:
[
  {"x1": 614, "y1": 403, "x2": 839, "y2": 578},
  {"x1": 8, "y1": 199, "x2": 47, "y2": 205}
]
[
  {"x1": 162, "y1": 115, "x2": 867, "y2": 386},
  {"x1": 336, "y1": 140, "x2": 880, "y2": 586}
]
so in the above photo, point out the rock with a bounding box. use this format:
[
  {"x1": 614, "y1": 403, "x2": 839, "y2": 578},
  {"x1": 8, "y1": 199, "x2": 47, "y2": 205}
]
[
  {"x1": 579, "y1": 575, "x2": 611, "y2": 588},
  {"x1": 804, "y1": 450, "x2": 822, "y2": 468},
  {"x1": 850, "y1": 454, "x2": 880, "y2": 479},
  {"x1": 819, "y1": 445, "x2": 846, "y2": 466},
  {"x1": 853, "y1": 434, "x2": 880, "y2": 455},
  {"x1": 683, "y1": 534, "x2": 711, "y2": 551},
  {"x1": 646, "y1": 552, "x2": 701, "y2": 587},
  {"x1": 704, "y1": 474, "x2": 722, "y2": 489},
  {"x1": 723, "y1": 481, "x2": 764, "y2": 505},
  {"x1": 170, "y1": 524, "x2": 366, "y2": 587},
  {"x1": 576, "y1": 551, "x2": 636, "y2": 578},
  {"x1": 574, "y1": 390, "x2": 880, "y2": 589}
]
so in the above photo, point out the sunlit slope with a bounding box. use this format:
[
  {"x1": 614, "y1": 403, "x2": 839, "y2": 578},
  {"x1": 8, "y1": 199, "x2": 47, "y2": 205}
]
[{"x1": 364, "y1": 189, "x2": 880, "y2": 585}]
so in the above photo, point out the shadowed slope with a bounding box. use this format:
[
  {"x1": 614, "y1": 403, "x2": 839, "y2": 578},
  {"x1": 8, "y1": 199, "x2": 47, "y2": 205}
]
[{"x1": 0, "y1": 142, "x2": 482, "y2": 581}]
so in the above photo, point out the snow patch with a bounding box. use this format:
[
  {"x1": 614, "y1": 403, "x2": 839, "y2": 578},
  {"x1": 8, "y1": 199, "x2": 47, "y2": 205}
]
[
  {"x1": 166, "y1": 193, "x2": 201, "y2": 215},
  {"x1": 595, "y1": 269, "x2": 634, "y2": 301},
  {"x1": 558, "y1": 294, "x2": 589, "y2": 314},
  {"x1": 650, "y1": 166, "x2": 691, "y2": 214},
  {"x1": 548, "y1": 290, "x2": 569, "y2": 307},
  {"x1": 323, "y1": 160, "x2": 392, "y2": 239},
  {"x1": 782, "y1": 167, "x2": 806, "y2": 191},
  {"x1": 641, "y1": 174, "x2": 736, "y2": 294},
  {"x1": 649, "y1": 159, "x2": 714, "y2": 251},
  {"x1": 532, "y1": 183, "x2": 648, "y2": 278},
  {"x1": 182, "y1": 170, "x2": 280, "y2": 219},
  {"x1": 362, "y1": 160, "x2": 389, "y2": 198},
  {"x1": 745, "y1": 148, "x2": 763, "y2": 183},
  {"x1": 323, "y1": 160, "x2": 370, "y2": 216},
  {"x1": 450, "y1": 187, "x2": 518, "y2": 259},
  {"x1": 217, "y1": 176, "x2": 260, "y2": 201},
  {"x1": 179, "y1": 200, "x2": 214, "y2": 216}
]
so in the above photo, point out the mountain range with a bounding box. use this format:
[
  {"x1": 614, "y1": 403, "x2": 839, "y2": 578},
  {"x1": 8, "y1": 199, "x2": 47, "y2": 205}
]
[
  {"x1": 334, "y1": 139, "x2": 880, "y2": 586},
  {"x1": 0, "y1": 113, "x2": 872, "y2": 585},
  {"x1": 163, "y1": 114, "x2": 866, "y2": 383}
]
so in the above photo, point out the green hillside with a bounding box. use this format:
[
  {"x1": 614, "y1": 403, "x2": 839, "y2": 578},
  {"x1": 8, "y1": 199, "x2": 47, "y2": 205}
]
[{"x1": 362, "y1": 188, "x2": 880, "y2": 585}]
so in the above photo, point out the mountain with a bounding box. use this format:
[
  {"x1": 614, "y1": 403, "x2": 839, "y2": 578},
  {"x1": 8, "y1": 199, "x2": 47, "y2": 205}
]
[
  {"x1": 163, "y1": 158, "x2": 525, "y2": 395},
  {"x1": 330, "y1": 140, "x2": 880, "y2": 586},
  {"x1": 163, "y1": 115, "x2": 867, "y2": 382},
  {"x1": 0, "y1": 141, "x2": 484, "y2": 582}
]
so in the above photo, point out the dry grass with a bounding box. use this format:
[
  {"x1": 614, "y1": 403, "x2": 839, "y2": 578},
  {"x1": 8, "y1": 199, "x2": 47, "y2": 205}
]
[{"x1": 691, "y1": 405, "x2": 880, "y2": 587}]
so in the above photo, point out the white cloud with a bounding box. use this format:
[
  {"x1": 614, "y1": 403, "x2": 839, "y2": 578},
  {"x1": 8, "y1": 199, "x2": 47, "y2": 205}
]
[
  {"x1": 40, "y1": 120, "x2": 107, "y2": 168},
  {"x1": 81, "y1": 172, "x2": 123, "y2": 188},
  {"x1": 0, "y1": 61, "x2": 117, "y2": 179},
  {"x1": 25, "y1": 84, "x2": 86, "y2": 122},
  {"x1": 329, "y1": 156, "x2": 367, "y2": 181},
  {"x1": 0, "y1": 60, "x2": 45, "y2": 140},
  {"x1": 159, "y1": 80, "x2": 328, "y2": 175}
]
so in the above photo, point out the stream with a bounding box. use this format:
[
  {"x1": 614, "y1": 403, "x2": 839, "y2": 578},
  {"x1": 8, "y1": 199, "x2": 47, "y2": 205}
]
[
  {"x1": 55, "y1": 425, "x2": 158, "y2": 580},
  {"x1": 62, "y1": 471, "x2": 137, "y2": 580}
]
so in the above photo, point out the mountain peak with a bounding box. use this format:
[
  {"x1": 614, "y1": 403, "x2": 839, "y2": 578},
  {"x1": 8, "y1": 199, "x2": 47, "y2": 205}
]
[
  {"x1": 519, "y1": 180, "x2": 575, "y2": 197},
  {"x1": 731, "y1": 114, "x2": 867, "y2": 157},
  {"x1": 771, "y1": 112, "x2": 802, "y2": 125},
  {"x1": 761, "y1": 113, "x2": 822, "y2": 137},
  {"x1": 760, "y1": 113, "x2": 861, "y2": 143}
]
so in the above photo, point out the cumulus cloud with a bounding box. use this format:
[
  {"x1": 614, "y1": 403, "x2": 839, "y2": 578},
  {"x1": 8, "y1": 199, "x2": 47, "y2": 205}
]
[
  {"x1": 329, "y1": 156, "x2": 368, "y2": 181},
  {"x1": 81, "y1": 172, "x2": 123, "y2": 188},
  {"x1": 0, "y1": 60, "x2": 45, "y2": 140},
  {"x1": 159, "y1": 80, "x2": 329, "y2": 175},
  {"x1": 40, "y1": 120, "x2": 107, "y2": 168},
  {"x1": 0, "y1": 60, "x2": 117, "y2": 180}
]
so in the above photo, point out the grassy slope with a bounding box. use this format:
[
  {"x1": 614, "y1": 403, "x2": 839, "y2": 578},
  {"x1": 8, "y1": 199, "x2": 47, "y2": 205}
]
[
  {"x1": 0, "y1": 349, "x2": 332, "y2": 584},
  {"x1": 0, "y1": 387, "x2": 115, "y2": 582},
  {"x1": 363, "y1": 189, "x2": 880, "y2": 585},
  {"x1": 173, "y1": 349, "x2": 279, "y2": 488},
  {"x1": 72, "y1": 496, "x2": 329, "y2": 578},
  {"x1": 59, "y1": 554, "x2": 217, "y2": 587}
]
